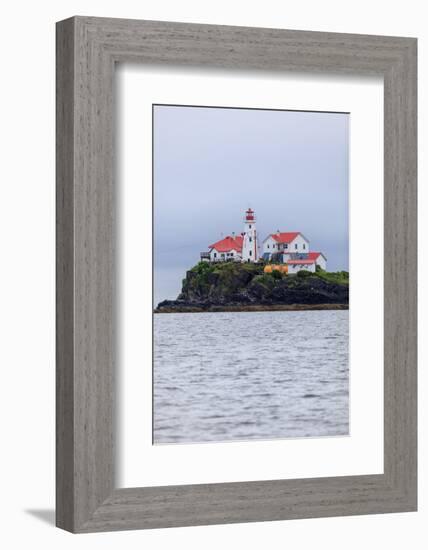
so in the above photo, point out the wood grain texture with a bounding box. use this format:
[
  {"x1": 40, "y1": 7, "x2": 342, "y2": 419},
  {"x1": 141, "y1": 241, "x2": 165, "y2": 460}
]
[
  {"x1": 56, "y1": 16, "x2": 417, "y2": 533},
  {"x1": 56, "y1": 18, "x2": 75, "y2": 532}
]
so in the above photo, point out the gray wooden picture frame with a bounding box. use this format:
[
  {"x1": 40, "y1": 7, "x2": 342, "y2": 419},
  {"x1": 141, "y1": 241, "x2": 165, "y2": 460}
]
[{"x1": 56, "y1": 16, "x2": 417, "y2": 533}]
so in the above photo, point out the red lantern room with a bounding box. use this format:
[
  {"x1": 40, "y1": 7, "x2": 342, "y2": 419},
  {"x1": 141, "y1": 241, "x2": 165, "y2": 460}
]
[{"x1": 245, "y1": 208, "x2": 255, "y2": 221}]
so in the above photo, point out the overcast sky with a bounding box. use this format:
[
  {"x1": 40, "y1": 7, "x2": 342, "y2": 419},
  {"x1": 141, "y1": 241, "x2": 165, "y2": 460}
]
[{"x1": 153, "y1": 105, "x2": 349, "y2": 305}]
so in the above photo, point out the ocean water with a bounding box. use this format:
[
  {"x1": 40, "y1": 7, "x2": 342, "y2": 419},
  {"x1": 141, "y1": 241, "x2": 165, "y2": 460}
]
[{"x1": 153, "y1": 310, "x2": 349, "y2": 444}]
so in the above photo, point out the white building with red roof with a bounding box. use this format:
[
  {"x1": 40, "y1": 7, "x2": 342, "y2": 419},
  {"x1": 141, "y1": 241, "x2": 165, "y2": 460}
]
[
  {"x1": 201, "y1": 209, "x2": 327, "y2": 272},
  {"x1": 201, "y1": 208, "x2": 258, "y2": 263},
  {"x1": 263, "y1": 231, "x2": 309, "y2": 256},
  {"x1": 286, "y1": 252, "x2": 327, "y2": 273},
  {"x1": 205, "y1": 234, "x2": 244, "y2": 262},
  {"x1": 262, "y1": 231, "x2": 327, "y2": 273}
]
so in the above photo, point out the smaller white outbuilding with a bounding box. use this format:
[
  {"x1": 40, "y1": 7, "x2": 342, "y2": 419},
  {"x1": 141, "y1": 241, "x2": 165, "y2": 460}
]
[{"x1": 286, "y1": 252, "x2": 327, "y2": 274}]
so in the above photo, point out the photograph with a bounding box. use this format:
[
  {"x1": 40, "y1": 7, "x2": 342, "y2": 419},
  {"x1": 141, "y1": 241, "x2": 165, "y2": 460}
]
[
  {"x1": 153, "y1": 104, "x2": 350, "y2": 445},
  {"x1": 3, "y1": 4, "x2": 416, "y2": 541}
]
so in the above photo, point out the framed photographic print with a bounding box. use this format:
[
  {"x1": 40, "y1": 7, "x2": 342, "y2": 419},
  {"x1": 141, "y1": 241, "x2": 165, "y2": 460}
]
[
  {"x1": 56, "y1": 17, "x2": 417, "y2": 532},
  {"x1": 152, "y1": 105, "x2": 350, "y2": 446}
]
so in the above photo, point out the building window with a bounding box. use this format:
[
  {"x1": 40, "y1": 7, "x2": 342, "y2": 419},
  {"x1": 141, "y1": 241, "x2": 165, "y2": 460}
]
[
  {"x1": 221, "y1": 253, "x2": 225, "y2": 258},
  {"x1": 249, "y1": 250, "x2": 252, "y2": 256},
  {"x1": 295, "y1": 244, "x2": 298, "y2": 249},
  {"x1": 303, "y1": 243, "x2": 306, "y2": 249},
  {"x1": 249, "y1": 225, "x2": 252, "y2": 229},
  {"x1": 273, "y1": 244, "x2": 275, "y2": 248},
  {"x1": 267, "y1": 244, "x2": 270, "y2": 248},
  {"x1": 284, "y1": 244, "x2": 288, "y2": 249},
  {"x1": 214, "y1": 252, "x2": 217, "y2": 258},
  {"x1": 249, "y1": 237, "x2": 252, "y2": 242}
]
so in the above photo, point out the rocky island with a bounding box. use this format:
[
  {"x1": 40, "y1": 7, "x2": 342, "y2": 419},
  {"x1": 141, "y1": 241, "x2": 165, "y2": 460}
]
[{"x1": 155, "y1": 262, "x2": 349, "y2": 313}]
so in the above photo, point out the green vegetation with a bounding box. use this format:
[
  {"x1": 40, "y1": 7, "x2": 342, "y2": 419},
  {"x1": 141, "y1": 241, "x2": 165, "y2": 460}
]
[
  {"x1": 180, "y1": 261, "x2": 349, "y2": 304},
  {"x1": 184, "y1": 261, "x2": 265, "y2": 300},
  {"x1": 297, "y1": 270, "x2": 312, "y2": 279},
  {"x1": 189, "y1": 260, "x2": 214, "y2": 280},
  {"x1": 313, "y1": 268, "x2": 349, "y2": 286},
  {"x1": 186, "y1": 261, "x2": 214, "y2": 294},
  {"x1": 190, "y1": 260, "x2": 263, "y2": 276},
  {"x1": 271, "y1": 269, "x2": 283, "y2": 280},
  {"x1": 252, "y1": 273, "x2": 276, "y2": 289},
  {"x1": 159, "y1": 261, "x2": 350, "y2": 311},
  {"x1": 188, "y1": 261, "x2": 348, "y2": 289}
]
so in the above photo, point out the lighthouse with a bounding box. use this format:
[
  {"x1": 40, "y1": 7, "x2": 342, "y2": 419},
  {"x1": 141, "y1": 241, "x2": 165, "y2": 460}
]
[{"x1": 242, "y1": 208, "x2": 258, "y2": 262}]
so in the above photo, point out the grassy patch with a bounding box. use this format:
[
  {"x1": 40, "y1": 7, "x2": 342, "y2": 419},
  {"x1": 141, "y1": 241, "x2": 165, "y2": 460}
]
[
  {"x1": 252, "y1": 273, "x2": 277, "y2": 289},
  {"x1": 190, "y1": 261, "x2": 215, "y2": 275},
  {"x1": 185, "y1": 262, "x2": 349, "y2": 299},
  {"x1": 314, "y1": 268, "x2": 349, "y2": 286}
]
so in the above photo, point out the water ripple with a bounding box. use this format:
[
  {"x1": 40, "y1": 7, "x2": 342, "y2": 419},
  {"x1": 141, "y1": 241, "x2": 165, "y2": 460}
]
[{"x1": 154, "y1": 310, "x2": 349, "y2": 444}]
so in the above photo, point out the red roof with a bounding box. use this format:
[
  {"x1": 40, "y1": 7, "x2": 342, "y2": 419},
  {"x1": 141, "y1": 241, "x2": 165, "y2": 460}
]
[
  {"x1": 287, "y1": 259, "x2": 316, "y2": 265},
  {"x1": 307, "y1": 252, "x2": 326, "y2": 261},
  {"x1": 271, "y1": 232, "x2": 300, "y2": 244},
  {"x1": 209, "y1": 235, "x2": 243, "y2": 253}
]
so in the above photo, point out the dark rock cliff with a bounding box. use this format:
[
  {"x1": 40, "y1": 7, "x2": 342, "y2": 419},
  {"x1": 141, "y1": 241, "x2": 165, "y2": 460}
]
[{"x1": 155, "y1": 262, "x2": 349, "y2": 313}]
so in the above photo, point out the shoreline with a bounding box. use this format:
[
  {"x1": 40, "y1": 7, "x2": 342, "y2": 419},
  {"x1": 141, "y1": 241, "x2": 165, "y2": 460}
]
[{"x1": 154, "y1": 303, "x2": 349, "y2": 314}]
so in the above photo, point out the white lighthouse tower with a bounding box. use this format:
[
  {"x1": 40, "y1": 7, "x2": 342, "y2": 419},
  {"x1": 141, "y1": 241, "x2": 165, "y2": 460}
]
[{"x1": 242, "y1": 208, "x2": 258, "y2": 263}]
